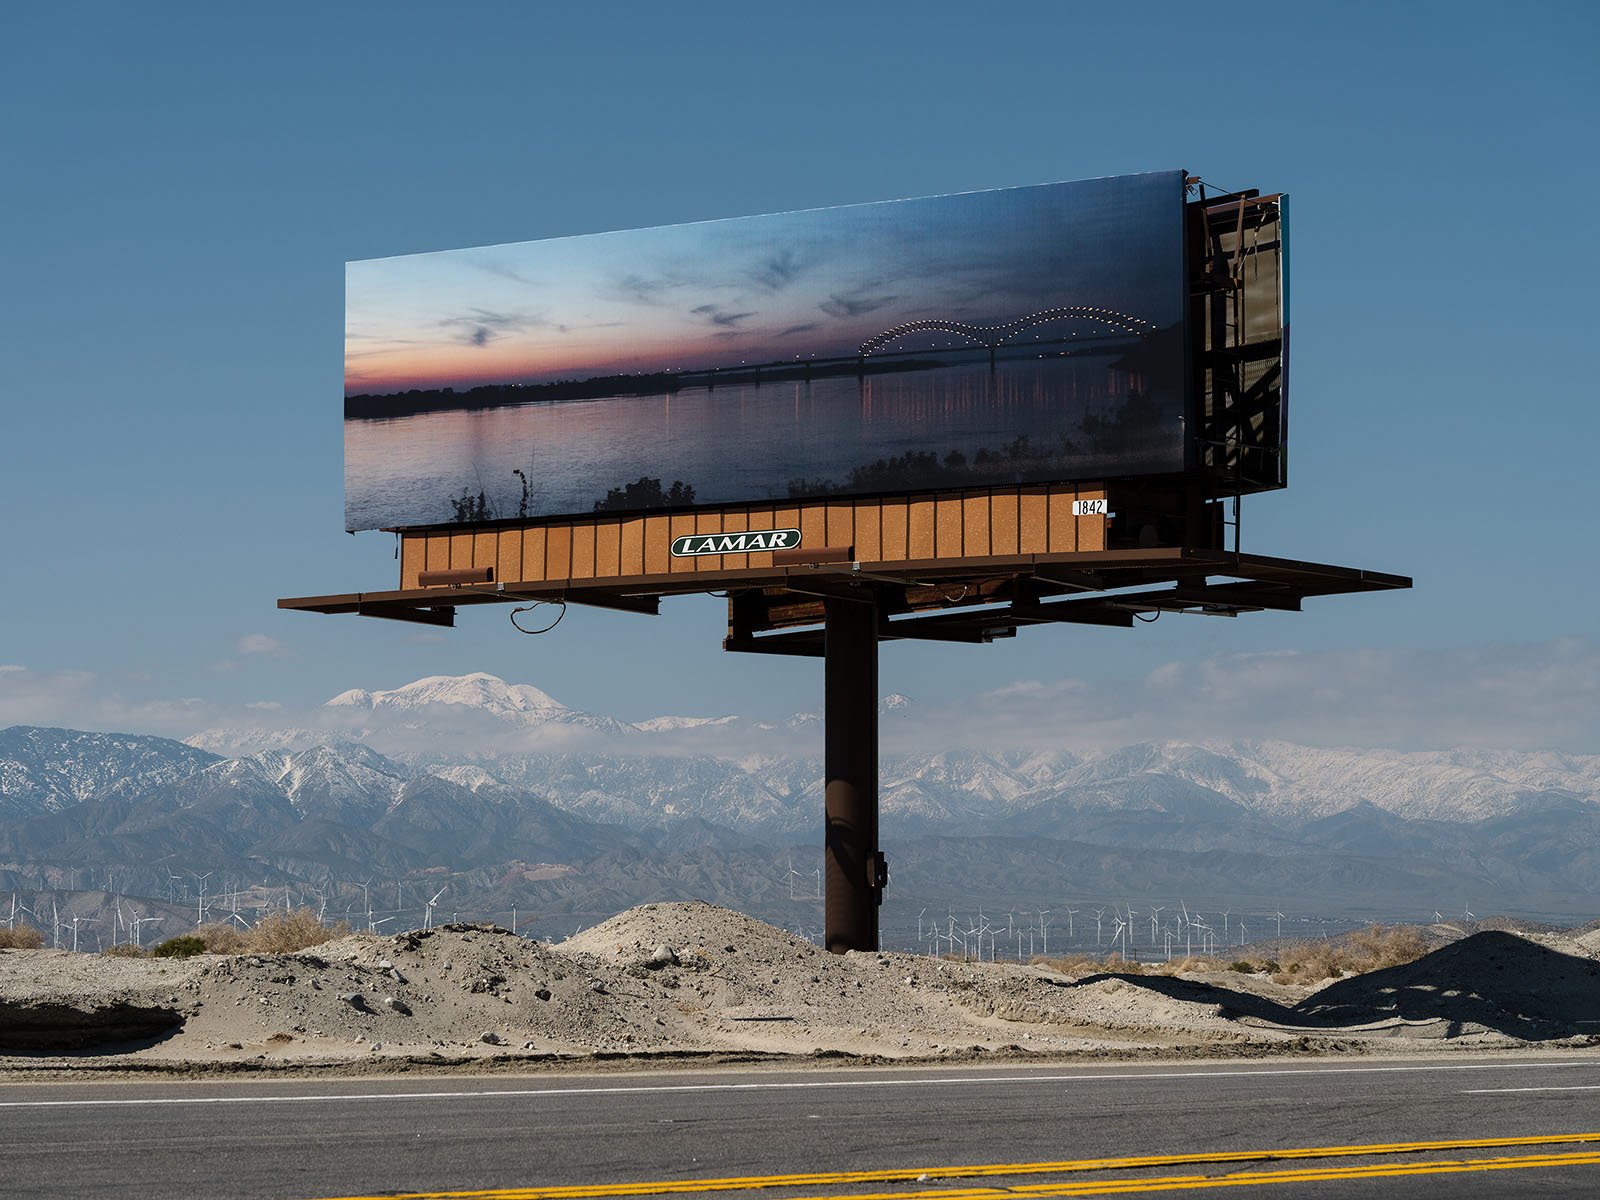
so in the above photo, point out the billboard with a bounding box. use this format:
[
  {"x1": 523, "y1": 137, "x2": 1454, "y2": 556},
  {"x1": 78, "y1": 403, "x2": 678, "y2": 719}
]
[{"x1": 344, "y1": 170, "x2": 1190, "y2": 532}]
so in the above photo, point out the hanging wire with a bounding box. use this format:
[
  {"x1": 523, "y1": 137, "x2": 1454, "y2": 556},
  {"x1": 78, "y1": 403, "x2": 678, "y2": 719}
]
[
  {"x1": 1133, "y1": 610, "x2": 1161, "y2": 623},
  {"x1": 509, "y1": 600, "x2": 566, "y2": 635}
]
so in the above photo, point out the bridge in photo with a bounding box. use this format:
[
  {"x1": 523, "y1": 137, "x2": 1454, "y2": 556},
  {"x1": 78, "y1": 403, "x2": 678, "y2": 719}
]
[
  {"x1": 858, "y1": 305, "x2": 1151, "y2": 360},
  {"x1": 671, "y1": 306, "x2": 1152, "y2": 391}
]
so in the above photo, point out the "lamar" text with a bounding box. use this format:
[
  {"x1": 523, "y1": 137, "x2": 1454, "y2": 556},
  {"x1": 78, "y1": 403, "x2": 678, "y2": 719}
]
[{"x1": 669, "y1": 528, "x2": 802, "y2": 557}]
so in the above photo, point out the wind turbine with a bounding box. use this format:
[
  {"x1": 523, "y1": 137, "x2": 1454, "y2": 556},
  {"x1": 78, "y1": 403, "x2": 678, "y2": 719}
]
[
  {"x1": 1093, "y1": 907, "x2": 1106, "y2": 945},
  {"x1": 1148, "y1": 906, "x2": 1165, "y2": 942},
  {"x1": 1274, "y1": 909, "x2": 1285, "y2": 939},
  {"x1": 190, "y1": 871, "x2": 213, "y2": 926},
  {"x1": 424, "y1": 887, "x2": 446, "y2": 931},
  {"x1": 1065, "y1": 907, "x2": 1079, "y2": 940},
  {"x1": 128, "y1": 912, "x2": 163, "y2": 948},
  {"x1": 1038, "y1": 910, "x2": 1051, "y2": 956},
  {"x1": 68, "y1": 915, "x2": 95, "y2": 953}
]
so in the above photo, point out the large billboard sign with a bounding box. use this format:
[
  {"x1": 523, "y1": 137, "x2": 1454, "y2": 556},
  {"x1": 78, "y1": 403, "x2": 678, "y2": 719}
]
[{"x1": 344, "y1": 171, "x2": 1191, "y2": 532}]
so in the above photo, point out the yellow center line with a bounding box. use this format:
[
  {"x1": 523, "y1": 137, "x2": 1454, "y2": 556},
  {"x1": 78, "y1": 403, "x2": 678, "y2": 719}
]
[{"x1": 310, "y1": 1131, "x2": 1600, "y2": 1200}]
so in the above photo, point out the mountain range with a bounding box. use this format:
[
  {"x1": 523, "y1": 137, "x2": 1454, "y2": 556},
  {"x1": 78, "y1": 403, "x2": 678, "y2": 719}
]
[{"x1": 2, "y1": 673, "x2": 1598, "y2": 941}]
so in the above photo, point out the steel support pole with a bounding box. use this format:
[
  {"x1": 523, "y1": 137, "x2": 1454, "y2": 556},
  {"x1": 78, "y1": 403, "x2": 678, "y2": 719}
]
[{"x1": 823, "y1": 595, "x2": 882, "y2": 953}]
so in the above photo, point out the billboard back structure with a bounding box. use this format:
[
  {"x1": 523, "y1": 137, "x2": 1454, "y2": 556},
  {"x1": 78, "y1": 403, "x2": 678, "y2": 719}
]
[{"x1": 344, "y1": 171, "x2": 1202, "y2": 532}]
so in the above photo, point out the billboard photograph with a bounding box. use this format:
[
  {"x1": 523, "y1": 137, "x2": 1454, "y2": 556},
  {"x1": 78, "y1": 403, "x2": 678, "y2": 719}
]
[{"x1": 344, "y1": 170, "x2": 1188, "y2": 531}]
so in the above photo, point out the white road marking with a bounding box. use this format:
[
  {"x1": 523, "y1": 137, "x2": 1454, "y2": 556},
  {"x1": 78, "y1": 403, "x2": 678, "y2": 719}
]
[{"x1": 0, "y1": 1060, "x2": 1595, "y2": 1110}]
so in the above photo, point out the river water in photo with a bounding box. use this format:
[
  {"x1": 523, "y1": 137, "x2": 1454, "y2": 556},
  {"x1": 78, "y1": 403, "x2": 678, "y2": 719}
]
[{"x1": 343, "y1": 355, "x2": 1181, "y2": 530}]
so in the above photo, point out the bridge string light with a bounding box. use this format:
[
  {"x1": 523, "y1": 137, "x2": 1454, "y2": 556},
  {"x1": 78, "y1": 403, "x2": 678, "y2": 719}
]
[{"x1": 858, "y1": 306, "x2": 1149, "y2": 357}]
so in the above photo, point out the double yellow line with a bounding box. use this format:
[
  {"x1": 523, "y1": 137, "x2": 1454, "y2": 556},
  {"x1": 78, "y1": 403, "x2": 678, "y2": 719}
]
[{"x1": 316, "y1": 1132, "x2": 1600, "y2": 1199}]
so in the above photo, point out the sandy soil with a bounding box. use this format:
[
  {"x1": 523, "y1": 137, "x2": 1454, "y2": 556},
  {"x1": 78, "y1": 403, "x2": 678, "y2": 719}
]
[{"x1": 1, "y1": 902, "x2": 1596, "y2": 1076}]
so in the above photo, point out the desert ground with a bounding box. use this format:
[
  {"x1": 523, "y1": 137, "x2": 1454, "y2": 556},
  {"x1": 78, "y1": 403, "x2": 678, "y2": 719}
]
[{"x1": 2, "y1": 902, "x2": 1598, "y2": 1077}]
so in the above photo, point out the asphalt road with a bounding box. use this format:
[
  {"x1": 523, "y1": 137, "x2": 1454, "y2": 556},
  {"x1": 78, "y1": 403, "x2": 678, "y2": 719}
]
[{"x1": 3, "y1": 1053, "x2": 1599, "y2": 1199}]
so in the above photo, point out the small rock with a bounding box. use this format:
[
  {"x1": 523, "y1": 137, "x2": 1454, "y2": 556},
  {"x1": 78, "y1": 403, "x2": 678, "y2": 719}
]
[
  {"x1": 647, "y1": 944, "x2": 679, "y2": 968},
  {"x1": 369, "y1": 1042, "x2": 383, "y2": 1051},
  {"x1": 383, "y1": 996, "x2": 412, "y2": 1015},
  {"x1": 480, "y1": 1031, "x2": 502, "y2": 1045},
  {"x1": 534, "y1": 987, "x2": 552, "y2": 1001},
  {"x1": 377, "y1": 959, "x2": 393, "y2": 971},
  {"x1": 337, "y1": 992, "x2": 365, "y2": 1008},
  {"x1": 589, "y1": 980, "x2": 608, "y2": 994}
]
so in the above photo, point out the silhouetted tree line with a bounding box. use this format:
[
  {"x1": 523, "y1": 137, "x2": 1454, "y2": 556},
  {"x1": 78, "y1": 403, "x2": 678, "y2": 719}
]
[
  {"x1": 594, "y1": 477, "x2": 696, "y2": 512},
  {"x1": 345, "y1": 358, "x2": 947, "y2": 420}
]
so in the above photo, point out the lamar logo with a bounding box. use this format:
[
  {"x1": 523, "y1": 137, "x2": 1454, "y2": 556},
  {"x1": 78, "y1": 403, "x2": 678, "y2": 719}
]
[{"x1": 670, "y1": 528, "x2": 802, "y2": 557}]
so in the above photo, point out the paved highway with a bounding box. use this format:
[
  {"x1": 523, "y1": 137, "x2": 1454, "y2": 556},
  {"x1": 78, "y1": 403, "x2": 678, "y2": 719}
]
[{"x1": 2, "y1": 1054, "x2": 1598, "y2": 1199}]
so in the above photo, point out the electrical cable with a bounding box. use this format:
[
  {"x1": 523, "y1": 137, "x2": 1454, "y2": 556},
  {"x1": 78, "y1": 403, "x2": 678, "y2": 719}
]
[{"x1": 509, "y1": 600, "x2": 566, "y2": 635}]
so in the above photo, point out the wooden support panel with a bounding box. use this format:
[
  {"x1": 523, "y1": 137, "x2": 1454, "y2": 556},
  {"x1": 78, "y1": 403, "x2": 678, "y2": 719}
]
[{"x1": 398, "y1": 484, "x2": 1109, "y2": 590}]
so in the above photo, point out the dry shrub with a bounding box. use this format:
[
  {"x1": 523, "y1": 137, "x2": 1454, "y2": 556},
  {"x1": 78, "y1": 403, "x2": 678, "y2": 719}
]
[
  {"x1": 1345, "y1": 922, "x2": 1427, "y2": 969},
  {"x1": 0, "y1": 924, "x2": 45, "y2": 949},
  {"x1": 102, "y1": 943, "x2": 144, "y2": 957},
  {"x1": 241, "y1": 907, "x2": 349, "y2": 953},
  {"x1": 1159, "y1": 955, "x2": 1219, "y2": 976},
  {"x1": 196, "y1": 922, "x2": 246, "y2": 954},
  {"x1": 1268, "y1": 924, "x2": 1428, "y2": 983}
]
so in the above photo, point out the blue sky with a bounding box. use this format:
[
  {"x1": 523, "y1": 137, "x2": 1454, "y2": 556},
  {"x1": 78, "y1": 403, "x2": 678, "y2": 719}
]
[{"x1": 2, "y1": 1, "x2": 1596, "y2": 749}]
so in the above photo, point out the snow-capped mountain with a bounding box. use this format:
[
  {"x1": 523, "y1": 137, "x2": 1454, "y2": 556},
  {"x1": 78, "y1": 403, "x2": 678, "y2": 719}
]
[
  {"x1": 630, "y1": 715, "x2": 740, "y2": 734},
  {"x1": 7, "y1": 696, "x2": 1600, "y2": 917},
  {"x1": 326, "y1": 673, "x2": 567, "y2": 720},
  {"x1": 325, "y1": 672, "x2": 632, "y2": 740},
  {"x1": 0, "y1": 726, "x2": 218, "y2": 818},
  {"x1": 190, "y1": 673, "x2": 634, "y2": 756}
]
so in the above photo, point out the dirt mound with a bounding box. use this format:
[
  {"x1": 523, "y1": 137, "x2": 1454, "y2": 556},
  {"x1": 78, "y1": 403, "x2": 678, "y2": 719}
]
[
  {"x1": 1293, "y1": 931, "x2": 1600, "y2": 1040},
  {"x1": 5, "y1": 908, "x2": 1597, "y2": 1071},
  {"x1": 563, "y1": 900, "x2": 812, "y2": 968},
  {"x1": 174, "y1": 923, "x2": 696, "y2": 1058},
  {"x1": 0, "y1": 949, "x2": 200, "y2": 1051}
]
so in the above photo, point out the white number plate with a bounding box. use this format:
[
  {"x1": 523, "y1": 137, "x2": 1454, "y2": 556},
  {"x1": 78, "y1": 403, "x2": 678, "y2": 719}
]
[{"x1": 1072, "y1": 499, "x2": 1108, "y2": 517}]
